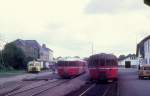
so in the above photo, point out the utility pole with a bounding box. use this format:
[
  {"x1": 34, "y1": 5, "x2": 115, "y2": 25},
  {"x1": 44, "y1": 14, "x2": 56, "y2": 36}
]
[
  {"x1": 91, "y1": 42, "x2": 94, "y2": 55},
  {"x1": 0, "y1": 34, "x2": 5, "y2": 68}
]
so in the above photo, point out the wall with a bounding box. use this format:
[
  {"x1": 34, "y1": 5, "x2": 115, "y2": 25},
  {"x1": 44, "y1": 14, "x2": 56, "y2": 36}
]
[
  {"x1": 144, "y1": 39, "x2": 150, "y2": 64},
  {"x1": 118, "y1": 57, "x2": 139, "y2": 67}
]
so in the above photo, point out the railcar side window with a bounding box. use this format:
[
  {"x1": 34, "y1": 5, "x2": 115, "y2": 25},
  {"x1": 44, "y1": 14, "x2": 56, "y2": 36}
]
[{"x1": 58, "y1": 61, "x2": 65, "y2": 66}]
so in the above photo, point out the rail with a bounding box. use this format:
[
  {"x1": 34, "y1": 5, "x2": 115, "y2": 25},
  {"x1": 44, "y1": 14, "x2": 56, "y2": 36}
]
[{"x1": 5, "y1": 79, "x2": 59, "y2": 96}]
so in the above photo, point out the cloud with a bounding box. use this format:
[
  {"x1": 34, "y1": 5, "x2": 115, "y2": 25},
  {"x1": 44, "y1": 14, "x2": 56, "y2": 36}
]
[
  {"x1": 85, "y1": 0, "x2": 146, "y2": 14},
  {"x1": 0, "y1": 0, "x2": 150, "y2": 57}
]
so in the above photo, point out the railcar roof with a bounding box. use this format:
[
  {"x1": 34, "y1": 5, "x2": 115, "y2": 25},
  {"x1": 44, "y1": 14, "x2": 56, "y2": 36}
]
[{"x1": 89, "y1": 53, "x2": 117, "y2": 60}]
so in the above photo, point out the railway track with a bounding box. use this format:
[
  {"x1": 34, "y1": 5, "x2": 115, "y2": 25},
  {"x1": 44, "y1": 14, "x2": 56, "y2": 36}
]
[
  {"x1": 4, "y1": 79, "x2": 58, "y2": 96},
  {"x1": 4, "y1": 79, "x2": 63, "y2": 96},
  {"x1": 0, "y1": 72, "x2": 60, "y2": 96},
  {"x1": 65, "y1": 81, "x2": 118, "y2": 96},
  {"x1": 0, "y1": 80, "x2": 45, "y2": 96}
]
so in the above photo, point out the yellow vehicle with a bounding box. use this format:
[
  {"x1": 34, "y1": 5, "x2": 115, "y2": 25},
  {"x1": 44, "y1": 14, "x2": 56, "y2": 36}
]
[
  {"x1": 27, "y1": 61, "x2": 41, "y2": 73},
  {"x1": 139, "y1": 64, "x2": 150, "y2": 79}
]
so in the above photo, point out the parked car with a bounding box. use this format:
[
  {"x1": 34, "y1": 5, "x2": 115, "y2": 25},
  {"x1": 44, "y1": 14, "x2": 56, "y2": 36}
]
[{"x1": 139, "y1": 64, "x2": 150, "y2": 79}]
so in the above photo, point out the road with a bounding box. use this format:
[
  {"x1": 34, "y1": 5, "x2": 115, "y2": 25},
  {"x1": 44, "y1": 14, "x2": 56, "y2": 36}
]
[{"x1": 119, "y1": 68, "x2": 150, "y2": 96}]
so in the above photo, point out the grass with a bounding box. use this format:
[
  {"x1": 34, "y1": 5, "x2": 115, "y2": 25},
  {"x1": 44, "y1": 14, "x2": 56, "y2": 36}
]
[{"x1": 0, "y1": 70, "x2": 26, "y2": 78}]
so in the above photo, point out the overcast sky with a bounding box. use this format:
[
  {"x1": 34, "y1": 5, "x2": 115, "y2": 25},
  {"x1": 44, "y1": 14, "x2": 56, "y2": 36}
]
[{"x1": 0, "y1": 0, "x2": 150, "y2": 57}]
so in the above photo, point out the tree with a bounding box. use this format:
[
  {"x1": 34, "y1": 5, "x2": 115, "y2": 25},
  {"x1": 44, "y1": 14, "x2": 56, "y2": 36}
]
[
  {"x1": 0, "y1": 50, "x2": 5, "y2": 69},
  {"x1": 57, "y1": 56, "x2": 62, "y2": 60},
  {"x1": 144, "y1": 0, "x2": 150, "y2": 6},
  {"x1": 118, "y1": 55, "x2": 126, "y2": 60},
  {"x1": 74, "y1": 56, "x2": 80, "y2": 58},
  {"x1": 2, "y1": 42, "x2": 26, "y2": 69}
]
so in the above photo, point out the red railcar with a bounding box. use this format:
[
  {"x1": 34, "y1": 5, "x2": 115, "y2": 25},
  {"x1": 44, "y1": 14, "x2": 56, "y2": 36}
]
[
  {"x1": 57, "y1": 59, "x2": 86, "y2": 78},
  {"x1": 88, "y1": 53, "x2": 118, "y2": 81}
]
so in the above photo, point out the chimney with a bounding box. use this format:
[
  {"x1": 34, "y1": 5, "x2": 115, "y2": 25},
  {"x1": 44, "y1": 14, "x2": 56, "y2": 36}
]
[{"x1": 42, "y1": 44, "x2": 46, "y2": 48}]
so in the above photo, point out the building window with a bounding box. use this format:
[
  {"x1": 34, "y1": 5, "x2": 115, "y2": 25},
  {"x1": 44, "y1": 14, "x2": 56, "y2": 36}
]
[
  {"x1": 148, "y1": 41, "x2": 149, "y2": 52},
  {"x1": 148, "y1": 42, "x2": 149, "y2": 52},
  {"x1": 149, "y1": 40, "x2": 150, "y2": 52},
  {"x1": 145, "y1": 59, "x2": 147, "y2": 64}
]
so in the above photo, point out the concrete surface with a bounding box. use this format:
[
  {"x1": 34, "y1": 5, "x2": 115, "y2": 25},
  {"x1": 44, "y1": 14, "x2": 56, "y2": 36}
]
[
  {"x1": 0, "y1": 71, "x2": 53, "y2": 86},
  {"x1": 119, "y1": 68, "x2": 150, "y2": 96}
]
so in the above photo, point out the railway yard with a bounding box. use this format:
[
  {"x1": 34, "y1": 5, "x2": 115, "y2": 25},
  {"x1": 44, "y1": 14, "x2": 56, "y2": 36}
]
[
  {"x1": 2, "y1": 68, "x2": 150, "y2": 96},
  {"x1": 0, "y1": 72, "x2": 118, "y2": 96}
]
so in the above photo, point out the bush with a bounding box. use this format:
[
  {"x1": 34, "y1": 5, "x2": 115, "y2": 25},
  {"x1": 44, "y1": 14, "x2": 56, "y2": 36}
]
[{"x1": 2, "y1": 42, "x2": 26, "y2": 70}]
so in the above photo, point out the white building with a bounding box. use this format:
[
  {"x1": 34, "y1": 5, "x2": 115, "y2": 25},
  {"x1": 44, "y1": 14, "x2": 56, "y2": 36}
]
[
  {"x1": 144, "y1": 39, "x2": 150, "y2": 64},
  {"x1": 137, "y1": 35, "x2": 150, "y2": 66},
  {"x1": 118, "y1": 54, "x2": 139, "y2": 68},
  {"x1": 39, "y1": 44, "x2": 53, "y2": 69}
]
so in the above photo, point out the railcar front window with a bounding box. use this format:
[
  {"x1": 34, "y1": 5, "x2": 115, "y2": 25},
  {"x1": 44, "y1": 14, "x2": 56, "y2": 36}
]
[
  {"x1": 99, "y1": 59, "x2": 105, "y2": 66},
  {"x1": 29, "y1": 63, "x2": 34, "y2": 66},
  {"x1": 68, "y1": 62, "x2": 77, "y2": 66}
]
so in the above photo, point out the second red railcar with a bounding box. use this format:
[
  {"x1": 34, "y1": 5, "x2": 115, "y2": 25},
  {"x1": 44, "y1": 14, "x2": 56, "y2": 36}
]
[
  {"x1": 88, "y1": 53, "x2": 118, "y2": 81},
  {"x1": 57, "y1": 59, "x2": 86, "y2": 78}
]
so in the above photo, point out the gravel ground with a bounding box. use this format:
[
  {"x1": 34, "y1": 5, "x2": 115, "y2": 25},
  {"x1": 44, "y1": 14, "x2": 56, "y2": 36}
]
[
  {"x1": 65, "y1": 81, "x2": 118, "y2": 96},
  {"x1": 0, "y1": 71, "x2": 53, "y2": 86},
  {"x1": 0, "y1": 72, "x2": 59, "y2": 95},
  {"x1": 36, "y1": 73, "x2": 89, "y2": 96}
]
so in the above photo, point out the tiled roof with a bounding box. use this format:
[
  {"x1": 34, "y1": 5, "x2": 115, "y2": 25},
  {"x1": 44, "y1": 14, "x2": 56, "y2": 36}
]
[
  {"x1": 25, "y1": 40, "x2": 40, "y2": 48},
  {"x1": 14, "y1": 39, "x2": 53, "y2": 52},
  {"x1": 14, "y1": 39, "x2": 40, "y2": 49},
  {"x1": 118, "y1": 54, "x2": 136, "y2": 61}
]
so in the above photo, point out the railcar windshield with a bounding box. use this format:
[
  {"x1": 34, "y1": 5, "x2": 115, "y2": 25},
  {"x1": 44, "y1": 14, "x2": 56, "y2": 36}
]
[
  {"x1": 89, "y1": 54, "x2": 117, "y2": 67},
  {"x1": 89, "y1": 59, "x2": 117, "y2": 66},
  {"x1": 57, "y1": 61, "x2": 81, "y2": 67},
  {"x1": 28, "y1": 63, "x2": 34, "y2": 66},
  {"x1": 35, "y1": 63, "x2": 40, "y2": 66}
]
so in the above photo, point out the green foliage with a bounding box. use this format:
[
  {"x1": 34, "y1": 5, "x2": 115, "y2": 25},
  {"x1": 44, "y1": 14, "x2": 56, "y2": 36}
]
[
  {"x1": 118, "y1": 55, "x2": 126, "y2": 60},
  {"x1": 144, "y1": 0, "x2": 150, "y2": 6},
  {"x1": 74, "y1": 56, "x2": 80, "y2": 58},
  {"x1": 25, "y1": 56, "x2": 35, "y2": 63},
  {"x1": 2, "y1": 42, "x2": 26, "y2": 69}
]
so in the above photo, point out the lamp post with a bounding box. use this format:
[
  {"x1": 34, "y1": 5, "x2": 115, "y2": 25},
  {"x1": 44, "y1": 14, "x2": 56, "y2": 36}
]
[{"x1": 92, "y1": 42, "x2": 94, "y2": 55}]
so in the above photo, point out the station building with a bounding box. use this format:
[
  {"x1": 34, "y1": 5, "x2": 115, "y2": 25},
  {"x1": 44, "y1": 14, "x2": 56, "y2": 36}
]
[
  {"x1": 136, "y1": 35, "x2": 150, "y2": 66},
  {"x1": 118, "y1": 54, "x2": 139, "y2": 68}
]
